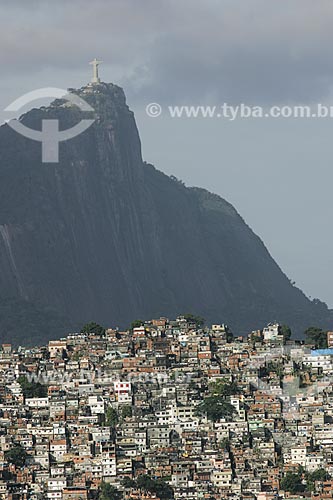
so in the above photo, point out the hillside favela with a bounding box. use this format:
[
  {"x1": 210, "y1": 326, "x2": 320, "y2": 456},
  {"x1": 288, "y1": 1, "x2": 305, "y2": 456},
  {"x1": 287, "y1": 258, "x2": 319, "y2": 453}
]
[{"x1": 1, "y1": 317, "x2": 333, "y2": 500}]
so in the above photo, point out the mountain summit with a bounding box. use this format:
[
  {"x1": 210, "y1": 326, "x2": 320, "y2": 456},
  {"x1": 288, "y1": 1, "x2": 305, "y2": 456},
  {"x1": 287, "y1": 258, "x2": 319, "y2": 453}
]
[{"x1": 0, "y1": 82, "x2": 331, "y2": 344}]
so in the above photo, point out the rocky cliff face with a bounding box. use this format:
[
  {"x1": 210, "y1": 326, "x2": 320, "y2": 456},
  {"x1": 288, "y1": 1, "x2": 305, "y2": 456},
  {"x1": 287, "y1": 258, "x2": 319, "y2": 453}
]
[{"x1": 0, "y1": 82, "x2": 331, "y2": 344}]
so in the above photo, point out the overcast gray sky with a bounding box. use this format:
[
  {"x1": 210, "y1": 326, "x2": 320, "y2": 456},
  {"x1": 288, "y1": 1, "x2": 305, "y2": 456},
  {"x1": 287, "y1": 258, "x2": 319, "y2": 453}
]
[{"x1": 1, "y1": 0, "x2": 333, "y2": 306}]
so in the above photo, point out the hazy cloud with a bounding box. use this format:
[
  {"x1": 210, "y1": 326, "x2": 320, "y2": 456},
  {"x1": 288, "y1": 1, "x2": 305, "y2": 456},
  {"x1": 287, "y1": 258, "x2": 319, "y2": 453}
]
[{"x1": 1, "y1": 0, "x2": 333, "y2": 104}]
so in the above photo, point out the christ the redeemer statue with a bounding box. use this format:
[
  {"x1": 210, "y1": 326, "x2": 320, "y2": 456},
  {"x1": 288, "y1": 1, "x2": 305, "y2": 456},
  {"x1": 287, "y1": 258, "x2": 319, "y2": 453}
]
[{"x1": 90, "y1": 58, "x2": 103, "y2": 84}]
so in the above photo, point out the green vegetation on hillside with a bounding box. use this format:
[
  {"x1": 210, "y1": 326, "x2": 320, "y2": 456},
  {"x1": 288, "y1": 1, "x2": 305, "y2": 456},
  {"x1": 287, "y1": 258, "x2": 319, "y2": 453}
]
[
  {"x1": 121, "y1": 475, "x2": 174, "y2": 499},
  {"x1": 5, "y1": 445, "x2": 28, "y2": 468},
  {"x1": 305, "y1": 327, "x2": 328, "y2": 348},
  {"x1": 18, "y1": 375, "x2": 47, "y2": 398},
  {"x1": 195, "y1": 396, "x2": 236, "y2": 422},
  {"x1": 81, "y1": 322, "x2": 106, "y2": 336},
  {"x1": 98, "y1": 483, "x2": 122, "y2": 500}
]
